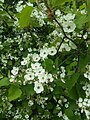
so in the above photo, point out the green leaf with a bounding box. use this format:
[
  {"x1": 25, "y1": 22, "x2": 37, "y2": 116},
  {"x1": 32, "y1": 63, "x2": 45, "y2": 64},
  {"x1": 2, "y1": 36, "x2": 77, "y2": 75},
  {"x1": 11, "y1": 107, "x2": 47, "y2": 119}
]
[
  {"x1": 65, "y1": 107, "x2": 74, "y2": 119},
  {"x1": 55, "y1": 78, "x2": 66, "y2": 88},
  {"x1": 66, "y1": 73, "x2": 80, "y2": 91},
  {"x1": 79, "y1": 53, "x2": 90, "y2": 71},
  {"x1": 53, "y1": 86, "x2": 63, "y2": 95},
  {"x1": 70, "y1": 61, "x2": 77, "y2": 67},
  {"x1": 0, "y1": 74, "x2": 3, "y2": 79},
  {"x1": 55, "y1": 57, "x2": 59, "y2": 69},
  {"x1": 18, "y1": 6, "x2": 33, "y2": 28},
  {"x1": 79, "y1": 3, "x2": 86, "y2": 10},
  {"x1": 8, "y1": 85, "x2": 22, "y2": 101},
  {"x1": 53, "y1": 108, "x2": 59, "y2": 114},
  {"x1": 68, "y1": 85, "x2": 79, "y2": 100},
  {"x1": 52, "y1": 0, "x2": 72, "y2": 7},
  {"x1": 44, "y1": 110, "x2": 50, "y2": 116},
  {"x1": 29, "y1": 17, "x2": 40, "y2": 27},
  {"x1": 87, "y1": 0, "x2": 90, "y2": 26},
  {"x1": 76, "y1": 76, "x2": 86, "y2": 98},
  {"x1": 44, "y1": 59, "x2": 53, "y2": 72},
  {"x1": 0, "y1": 77, "x2": 10, "y2": 87},
  {"x1": 65, "y1": 102, "x2": 81, "y2": 120},
  {"x1": 75, "y1": 13, "x2": 87, "y2": 29},
  {"x1": 22, "y1": 84, "x2": 35, "y2": 96},
  {"x1": 29, "y1": 0, "x2": 36, "y2": 2},
  {"x1": 72, "y1": 1, "x2": 77, "y2": 12},
  {"x1": 47, "y1": 102, "x2": 53, "y2": 109}
]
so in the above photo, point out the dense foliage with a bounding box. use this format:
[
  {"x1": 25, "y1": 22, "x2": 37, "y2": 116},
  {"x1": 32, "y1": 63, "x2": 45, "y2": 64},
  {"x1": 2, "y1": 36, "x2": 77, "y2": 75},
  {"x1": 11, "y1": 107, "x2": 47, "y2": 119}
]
[{"x1": 0, "y1": 0, "x2": 90, "y2": 120}]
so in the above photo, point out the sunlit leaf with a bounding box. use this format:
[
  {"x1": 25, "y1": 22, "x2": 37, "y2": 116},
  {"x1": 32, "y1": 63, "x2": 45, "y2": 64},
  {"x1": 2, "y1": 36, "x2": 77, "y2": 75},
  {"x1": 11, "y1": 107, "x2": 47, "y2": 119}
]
[
  {"x1": 8, "y1": 85, "x2": 22, "y2": 101},
  {"x1": 0, "y1": 77, "x2": 10, "y2": 87},
  {"x1": 18, "y1": 6, "x2": 33, "y2": 28}
]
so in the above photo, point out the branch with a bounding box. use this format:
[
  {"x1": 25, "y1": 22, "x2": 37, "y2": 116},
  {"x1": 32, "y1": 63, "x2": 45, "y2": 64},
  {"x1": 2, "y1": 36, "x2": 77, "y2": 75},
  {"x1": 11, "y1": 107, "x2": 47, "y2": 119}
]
[
  {"x1": 44, "y1": 0, "x2": 51, "y2": 10},
  {"x1": 44, "y1": 0, "x2": 77, "y2": 48},
  {"x1": 53, "y1": 16, "x2": 77, "y2": 46},
  {"x1": 0, "y1": 6, "x2": 16, "y2": 21},
  {"x1": 56, "y1": 37, "x2": 65, "y2": 55}
]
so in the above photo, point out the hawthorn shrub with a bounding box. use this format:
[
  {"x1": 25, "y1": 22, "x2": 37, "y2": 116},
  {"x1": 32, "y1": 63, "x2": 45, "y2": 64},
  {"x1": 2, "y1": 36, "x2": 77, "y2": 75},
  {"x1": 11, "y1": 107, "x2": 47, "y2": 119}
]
[{"x1": 0, "y1": 0, "x2": 90, "y2": 120}]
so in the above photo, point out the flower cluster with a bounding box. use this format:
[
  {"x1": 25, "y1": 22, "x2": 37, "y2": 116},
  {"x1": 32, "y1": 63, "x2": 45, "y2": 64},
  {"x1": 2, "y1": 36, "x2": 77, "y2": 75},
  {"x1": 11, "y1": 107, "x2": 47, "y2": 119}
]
[
  {"x1": 0, "y1": 0, "x2": 90, "y2": 120},
  {"x1": 9, "y1": 46, "x2": 57, "y2": 94},
  {"x1": 31, "y1": 3, "x2": 47, "y2": 26},
  {"x1": 84, "y1": 65, "x2": 90, "y2": 81},
  {"x1": 77, "y1": 83, "x2": 90, "y2": 119},
  {"x1": 55, "y1": 9, "x2": 76, "y2": 33},
  {"x1": 16, "y1": 1, "x2": 33, "y2": 12}
]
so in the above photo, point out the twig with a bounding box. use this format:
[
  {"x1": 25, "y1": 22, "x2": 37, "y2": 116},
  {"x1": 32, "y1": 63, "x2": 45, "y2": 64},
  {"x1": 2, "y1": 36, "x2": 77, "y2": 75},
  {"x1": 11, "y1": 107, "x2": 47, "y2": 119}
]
[
  {"x1": 75, "y1": 50, "x2": 80, "y2": 72},
  {"x1": 0, "y1": 6, "x2": 16, "y2": 21},
  {"x1": 59, "y1": 51, "x2": 77, "y2": 67},
  {"x1": 53, "y1": 17, "x2": 66, "y2": 37},
  {"x1": 56, "y1": 37, "x2": 65, "y2": 55},
  {"x1": 53, "y1": 16, "x2": 77, "y2": 46}
]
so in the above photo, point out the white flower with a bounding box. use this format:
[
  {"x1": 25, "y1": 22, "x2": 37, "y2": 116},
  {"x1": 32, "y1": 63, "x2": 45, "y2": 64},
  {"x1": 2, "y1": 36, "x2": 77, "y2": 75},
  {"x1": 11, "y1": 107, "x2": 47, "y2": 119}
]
[
  {"x1": 34, "y1": 67, "x2": 45, "y2": 77},
  {"x1": 39, "y1": 11, "x2": 46, "y2": 19},
  {"x1": 16, "y1": 6, "x2": 23, "y2": 12},
  {"x1": 84, "y1": 72, "x2": 88, "y2": 78},
  {"x1": 58, "y1": 111, "x2": 62, "y2": 117},
  {"x1": 87, "y1": 73, "x2": 90, "y2": 80},
  {"x1": 21, "y1": 59, "x2": 27, "y2": 65},
  {"x1": 61, "y1": 78, "x2": 65, "y2": 83},
  {"x1": 38, "y1": 74, "x2": 47, "y2": 83},
  {"x1": 55, "y1": 9, "x2": 61, "y2": 17},
  {"x1": 18, "y1": 1, "x2": 23, "y2": 4},
  {"x1": 9, "y1": 78, "x2": 14, "y2": 82},
  {"x1": 64, "y1": 43, "x2": 71, "y2": 51},
  {"x1": 0, "y1": 0, "x2": 4, "y2": 3},
  {"x1": 85, "y1": 110, "x2": 90, "y2": 120},
  {"x1": 59, "y1": 43, "x2": 65, "y2": 52},
  {"x1": 40, "y1": 48, "x2": 48, "y2": 59},
  {"x1": 84, "y1": 72, "x2": 90, "y2": 80},
  {"x1": 32, "y1": 53, "x2": 40, "y2": 62},
  {"x1": 69, "y1": 41, "x2": 77, "y2": 49},
  {"x1": 39, "y1": 19, "x2": 45, "y2": 26},
  {"x1": 81, "y1": 9, "x2": 86, "y2": 14},
  {"x1": 26, "y1": 68, "x2": 32, "y2": 73},
  {"x1": 31, "y1": 9, "x2": 39, "y2": 17},
  {"x1": 9, "y1": 75, "x2": 15, "y2": 82},
  {"x1": 34, "y1": 81, "x2": 44, "y2": 93},
  {"x1": 60, "y1": 73, "x2": 65, "y2": 78},
  {"x1": 16, "y1": 5, "x2": 25, "y2": 13},
  {"x1": 46, "y1": 74, "x2": 53, "y2": 83},
  {"x1": 48, "y1": 47, "x2": 57, "y2": 56},
  {"x1": 16, "y1": 1, "x2": 25, "y2": 13},
  {"x1": 11, "y1": 67, "x2": 19, "y2": 76},
  {"x1": 28, "y1": 48, "x2": 32, "y2": 52},
  {"x1": 78, "y1": 98, "x2": 83, "y2": 103},
  {"x1": 24, "y1": 72, "x2": 34, "y2": 81},
  {"x1": 61, "y1": 66, "x2": 65, "y2": 72},
  {"x1": 59, "y1": 43, "x2": 71, "y2": 52},
  {"x1": 26, "y1": 2, "x2": 33, "y2": 6},
  {"x1": 62, "y1": 21, "x2": 76, "y2": 33},
  {"x1": 31, "y1": 63, "x2": 41, "y2": 70},
  {"x1": 60, "y1": 66, "x2": 66, "y2": 83},
  {"x1": 25, "y1": 114, "x2": 29, "y2": 119},
  {"x1": 63, "y1": 13, "x2": 75, "y2": 21},
  {"x1": 63, "y1": 114, "x2": 69, "y2": 120},
  {"x1": 28, "y1": 100, "x2": 34, "y2": 106},
  {"x1": 49, "y1": 87, "x2": 54, "y2": 91},
  {"x1": 57, "y1": 16, "x2": 64, "y2": 23},
  {"x1": 78, "y1": 102, "x2": 83, "y2": 108}
]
